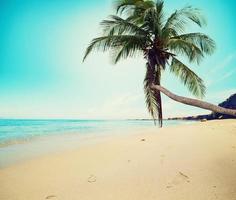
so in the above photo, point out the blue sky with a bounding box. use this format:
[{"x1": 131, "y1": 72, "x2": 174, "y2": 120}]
[{"x1": 0, "y1": 0, "x2": 235, "y2": 119}]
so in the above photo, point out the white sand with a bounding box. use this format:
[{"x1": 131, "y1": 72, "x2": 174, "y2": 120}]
[{"x1": 0, "y1": 119, "x2": 236, "y2": 200}]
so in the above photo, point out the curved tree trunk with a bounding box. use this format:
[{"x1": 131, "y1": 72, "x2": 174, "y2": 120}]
[{"x1": 151, "y1": 84, "x2": 236, "y2": 116}]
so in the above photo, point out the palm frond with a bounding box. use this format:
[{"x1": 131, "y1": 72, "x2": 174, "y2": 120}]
[
  {"x1": 111, "y1": 36, "x2": 144, "y2": 63},
  {"x1": 83, "y1": 36, "x2": 111, "y2": 62},
  {"x1": 155, "y1": 0, "x2": 164, "y2": 14},
  {"x1": 115, "y1": 0, "x2": 157, "y2": 26},
  {"x1": 114, "y1": 0, "x2": 165, "y2": 36},
  {"x1": 114, "y1": 0, "x2": 141, "y2": 15},
  {"x1": 141, "y1": 1, "x2": 164, "y2": 36},
  {"x1": 144, "y1": 63, "x2": 163, "y2": 126},
  {"x1": 114, "y1": 0, "x2": 154, "y2": 16},
  {"x1": 171, "y1": 33, "x2": 216, "y2": 55},
  {"x1": 133, "y1": 0, "x2": 156, "y2": 15},
  {"x1": 163, "y1": 11, "x2": 186, "y2": 36},
  {"x1": 167, "y1": 38, "x2": 204, "y2": 64},
  {"x1": 143, "y1": 7, "x2": 160, "y2": 34},
  {"x1": 100, "y1": 15, "x2": 149, "y2": 36},
  {"x1": 154, "y1": 0, "x2": 164, "y2": 34},
  {"x1": 83, "y1": 35, "x2": 146, "y2": 62},
  {"x1": 169, "y1": 57, "x2": 206, "y2": 98},
  {"x1": 163, "y1": 6, "x2": 206, "y2": 37}
]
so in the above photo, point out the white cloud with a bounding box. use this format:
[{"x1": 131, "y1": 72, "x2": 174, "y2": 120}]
[
  {"x1": 207, "y1": 68, "x2": 236, "y2": 87},
  {"x1": 205, "y1": 89, "x2": 236, "y2": 104},
  {"x1": 209, "y1": 51, "x2": 236, "y2": 73},
  {"x1": 206, "y1": 51, "x2": 236, "y2": 87},
  {"x1": 81, "y1": 92, "x2": 147, "y2": 119}
]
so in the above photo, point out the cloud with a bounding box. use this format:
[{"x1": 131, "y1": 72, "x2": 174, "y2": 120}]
[
  {"x1": 82, "y1": 92, "x2": 147, "y2": 119},
  {"x1": 218, "y1": 68, "x2": 236, "y2": 82},
  {"x1": 210, "y1": 51, "x2": 236, "y2": 73},
  {"x1": 207, "y1": 68, "x2": 236, "y2": 87},
  {"x1": 205, "y1": 89, "x2": 236, "y2": 104},
  {"x1": 79, "y1": 84, "x2": 236, "y2": 119},
  {"x1": 161, "y1": 97, "x2": 209, "y2": 118},
  {"x1": 206, "y1": 51, "x2": 236, "y2": 87}
]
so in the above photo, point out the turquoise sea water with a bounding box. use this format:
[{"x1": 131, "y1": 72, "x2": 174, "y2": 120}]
[
  {"x1": 0, "y1": 119, "x2": 194, "y2": 147},
  {"x1": 0, "y1": 119, "x2": 195, "y2": 167}
]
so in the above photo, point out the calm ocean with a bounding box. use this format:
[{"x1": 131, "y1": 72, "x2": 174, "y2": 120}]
[
  {"x1": 0, "y1": 119, "x2": 195, "y2": 167},
  {"x1": 0, "y1": 119, "x2": 194, "y2": 147}
]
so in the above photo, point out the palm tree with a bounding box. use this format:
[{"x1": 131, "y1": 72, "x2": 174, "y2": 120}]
[{"x1": 83, "y1": 0, "x2": 236, "y2": 126}]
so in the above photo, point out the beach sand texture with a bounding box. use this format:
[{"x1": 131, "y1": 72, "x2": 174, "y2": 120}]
[{"x1": 0, "y1": 119, "x2": 236, "y2": 200}]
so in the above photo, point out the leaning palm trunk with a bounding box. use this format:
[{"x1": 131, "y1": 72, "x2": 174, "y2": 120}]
[
  {"x1": 151, "y1": 84, "x2": 236, "y2": 116},
  {"x1": 84, "y1": 1, "x2": 219, "y2": 126}
]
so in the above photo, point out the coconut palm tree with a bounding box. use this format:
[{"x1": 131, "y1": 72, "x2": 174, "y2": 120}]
[{"x1": 83, "y1": 0, "x2": 236, "y2": 126}]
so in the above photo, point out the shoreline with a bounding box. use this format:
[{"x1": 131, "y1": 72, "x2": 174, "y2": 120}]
[
  {"x1": 0, "y1": 125, "x2": 162, "y2": 168},
  {"x1": 0, "y1": 119, "x2": 175, "y2": 148},
  {"x1": 0, "y1": 120, "x2": 195, "y2": 168},
  {"x1": 1, "y1": 119, "x2": 236, "y2": 200}
]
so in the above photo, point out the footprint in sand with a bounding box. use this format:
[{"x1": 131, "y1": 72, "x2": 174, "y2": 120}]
[
  {"x1": 179, "y1": 171, "x2": 190, "y2": 180},
  {"x1": 45, "y1": 195, "x2": 57, "y2": 199},
  {"x1": 168, "y1": 171, "x2": 190, "y2": 188},
  {"x1": 88, "y1": 175, "x2": 97, "y2": 183}
]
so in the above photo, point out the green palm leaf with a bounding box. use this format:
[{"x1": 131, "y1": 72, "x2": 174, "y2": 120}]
[
  {"x1": 167, "y1": 38, "x2": 204, "y2": 64},
  {"x1": 169, "y1": 57, "x2": 206, "y2": 98},
  {"x1": 115, "y1": 0, "x2": 141, "y2": 14},
  {"x1": 115, "y1": 0, "x2": 155, "y2": 15},
  {"x1": 83, "y1": 35, "x2": 146, "y2": 62},
  {"x1": 100, "y1": 15, "x2": 149, "y2": 36},
  {"x1": 171, "y1": 33, "x2": 216, "y2": 55},
  {"x1": 163, "y1": 6, "x2": 206, "y2": 37},
  {"x1": 144, "y1": 63, "x2": 163, "y2": 126},
  {"x1": 111, "y1": 36, "x2": 144, "y2": 63}
]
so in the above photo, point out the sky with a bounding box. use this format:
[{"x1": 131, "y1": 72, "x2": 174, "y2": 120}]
[{"x1": 0, "y1": 0, "x2": 235, "y2": 119}]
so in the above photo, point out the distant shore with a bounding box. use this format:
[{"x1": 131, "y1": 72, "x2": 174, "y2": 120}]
[{"x1": 0, "y1": 119, "x2": 236, "y2": 200}]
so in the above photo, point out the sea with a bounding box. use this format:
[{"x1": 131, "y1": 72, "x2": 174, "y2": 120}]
[{"x1": 0, "y1": 119, "x2": 195, "y2": 167}]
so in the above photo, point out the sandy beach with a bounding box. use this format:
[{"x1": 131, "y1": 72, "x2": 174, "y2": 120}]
[{"x1": 0, "y1": 119, "x2": 236, "y2": 200}]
